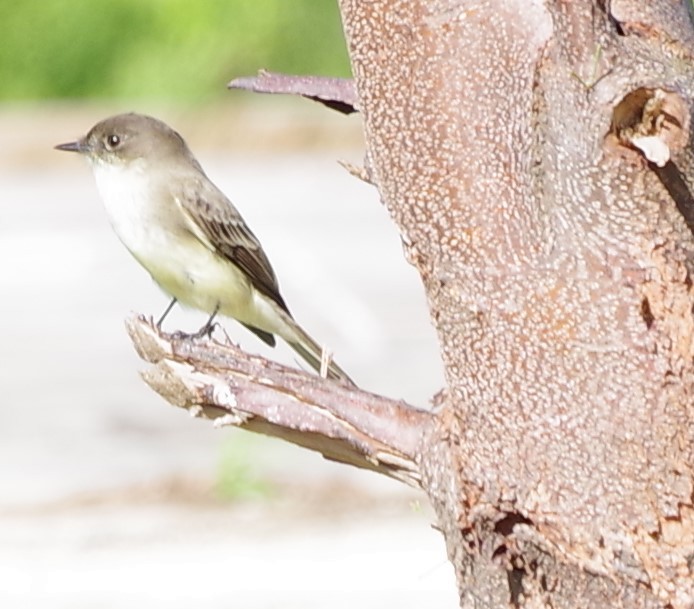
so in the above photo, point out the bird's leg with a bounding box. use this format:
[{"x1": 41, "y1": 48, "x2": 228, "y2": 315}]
[
  {"x1": 191, "y1": 304, "x2": 220, "y2": 339},
  {"x1": 156, "y1": 298, "x2": 178, "y2": 330}
]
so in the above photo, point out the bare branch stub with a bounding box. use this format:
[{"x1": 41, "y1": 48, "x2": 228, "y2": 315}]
[
  {"x1": 609, "y1": 86, "x2": 694, "y2": 235},
  {"x1": 126, "y1": 315, "x2": 431, "y2": 487},
  {"x1": 228, "y1": 70, "x2": 359, "y2": 114}
]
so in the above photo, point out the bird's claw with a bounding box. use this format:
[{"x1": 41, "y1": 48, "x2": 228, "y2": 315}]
[
  {"x1": 168, "y1": 321, "x2": 218, "y2": 341},
  {"x1": 192, "y1": 321, "x2": 219, "y2": 339},
  {"x1": 169, "y1": 323, "x2": 218, "y2": 340}
]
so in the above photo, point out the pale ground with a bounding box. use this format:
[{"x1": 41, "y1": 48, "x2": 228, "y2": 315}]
[{"x1": 0, "y1": 103, "x2": 457, "y2": 608}]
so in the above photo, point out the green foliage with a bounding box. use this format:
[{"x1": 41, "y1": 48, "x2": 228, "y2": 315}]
[
  {"x1": 0, "y1": 0, "x2": 350, "y2": 101},
  {"x1": 215, "y1": 435, "x2": 275, "y2": 501}
]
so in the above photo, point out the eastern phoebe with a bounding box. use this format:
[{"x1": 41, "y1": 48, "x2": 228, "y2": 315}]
[{"x1": 56, "y1": 112, "x2": 354, "y2": 385}]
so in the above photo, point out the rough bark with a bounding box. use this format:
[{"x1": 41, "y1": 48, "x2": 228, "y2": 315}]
[
  {"x1": 126, "y1": 1, "x2": 694, "y2": 607},
  {"x1": 126, "y1": 317, "x2": 430, "y2": 487},
  {"x1": 338, "y1": 0, "x2": 694, "y2": 606}
]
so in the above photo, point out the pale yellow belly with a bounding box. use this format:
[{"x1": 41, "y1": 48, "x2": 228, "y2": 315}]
[
  {"x1": 128, "y1": 233, "x2": 292, "y2": 340},
  {"x1": 131, "y1": 235, "x2": 253, "y2": 319}
]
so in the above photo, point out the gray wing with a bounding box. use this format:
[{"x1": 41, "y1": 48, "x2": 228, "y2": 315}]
[{"x1": 173, "y1": 175, "x2": 290, "y2": 315}]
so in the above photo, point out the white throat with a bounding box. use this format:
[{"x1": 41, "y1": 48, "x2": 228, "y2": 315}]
[{"x1": 89, "y1": 158, "x2": 159, "y2": 254}]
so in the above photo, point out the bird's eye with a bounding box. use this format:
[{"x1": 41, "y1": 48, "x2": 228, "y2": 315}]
[{"x1": 105, "y1": 134, "x2": 121, "y2": 149}]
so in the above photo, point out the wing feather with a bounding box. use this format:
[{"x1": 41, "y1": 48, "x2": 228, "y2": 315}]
[{"x1": 173, "y1": 175, "x2": 289, "y2": 314}]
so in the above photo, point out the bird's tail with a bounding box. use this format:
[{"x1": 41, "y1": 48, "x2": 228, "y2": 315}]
[{"x1": 285, "y1": 322, "x2": 355, "y2": 387}]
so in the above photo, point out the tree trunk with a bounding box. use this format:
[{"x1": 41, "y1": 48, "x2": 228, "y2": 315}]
[
  {"x1": 339, "y1": 0, "x2": 694, "y2": 605},
  {"x1": 129, "y1": 1, "x2": 694, "y2": 606}
]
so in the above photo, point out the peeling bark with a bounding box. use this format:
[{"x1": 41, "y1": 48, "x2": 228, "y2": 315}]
[{"x1": 126, "y1": 316, "x2": 430, "y2": 487}]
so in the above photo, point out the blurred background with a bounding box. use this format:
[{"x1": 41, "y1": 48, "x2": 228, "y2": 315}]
[
  {"x1": 0, "y1": 0, "x2": 350, "y2": 101},
  {"x1": 0, "y1": 2, "x2": 453, "y2": 608}
]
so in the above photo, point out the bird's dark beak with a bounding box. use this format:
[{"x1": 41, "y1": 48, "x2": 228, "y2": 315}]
[{"x1": 54, "y1": 138, "x2": 88, "y2": 153}]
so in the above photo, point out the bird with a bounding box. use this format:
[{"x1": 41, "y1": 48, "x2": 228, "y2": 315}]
[{"x1": 55, "y1": 112, "x2": 354, "y2": 385}]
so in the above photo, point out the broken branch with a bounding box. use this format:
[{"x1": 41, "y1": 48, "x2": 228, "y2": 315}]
[
  {"x1": 126, "y1": 315, "x2": 431, "y2": 487},
  {"x1": 228, "y1": 70, "x2": 359, "y2": 114}
]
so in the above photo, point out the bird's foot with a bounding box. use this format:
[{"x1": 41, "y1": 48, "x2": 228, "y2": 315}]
[
  {"x1": 169, "y1": 329, "x2": 193, "y2": 340},
  {"x1": 191, "y1": 320, "x2": 219, "y2": 339},
  {"x1": 168, "y1": 323, "x2": 218, "y2": 341}
]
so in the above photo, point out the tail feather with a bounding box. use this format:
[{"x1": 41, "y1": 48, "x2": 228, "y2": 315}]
[
  {"x1": 286, "y1": 324, "x2": 355, "y2": 387},
  {"x1": 248, "y1": 297, "x2": 356, "y2": 386},
  {"x1": 240, "y1": 322, "x2": 276, "y2": 347}
]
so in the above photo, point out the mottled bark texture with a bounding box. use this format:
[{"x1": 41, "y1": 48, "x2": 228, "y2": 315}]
[{"x1": 338, "y1": 0, "x2": 694, "y2": 607}]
